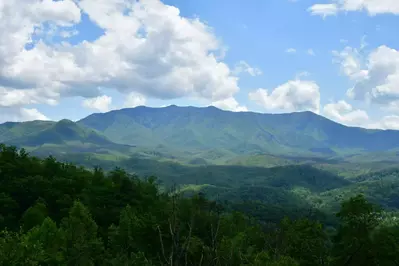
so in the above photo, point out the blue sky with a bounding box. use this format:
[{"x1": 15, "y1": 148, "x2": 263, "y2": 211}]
[{"x1": 1, "y1": 0, "x2": 399, "y2": 129}]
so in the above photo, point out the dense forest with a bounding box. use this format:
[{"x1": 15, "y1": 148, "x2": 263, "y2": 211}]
[{"x1": 1, "y1": 144, "x2": 399, "y2": 265}]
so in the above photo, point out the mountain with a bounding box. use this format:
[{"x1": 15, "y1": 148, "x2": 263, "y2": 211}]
[
  {"x1": 0, "y1": 120, "x2": 54, "y2": 142},
  {"x1": 0, "y1": 119, "x2": 133, "y2": 156},
  {"x1": 3, "y1": 105, "x2": 399, "y2": 164},
  {"x1": 78, "y1": 105, "x2": 399, "y2": 159}
]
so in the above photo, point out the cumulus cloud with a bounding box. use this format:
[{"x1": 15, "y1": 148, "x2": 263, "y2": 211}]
[
  {"x1": 232, "y1": 61, "x2": 262, "y2": 76},
  {"x1": 308, "y1": 4, "x2": 338, "y2": 17},
  {"x1": 333, "y1": 47, "x2": 368, "y2": 81},
  {"x1": 248, "y1": 80, "x2": 320, "y2": 113},
  {"x1": 0, "y1": 107, "x2": 49, "y2": 123},
  {"x1": 322, "y1": 100, "x2": 399, "y2": 130},
  {"x1": 82, "y1": 95, "x2": 112, "y2": 112},
  {"x1": 309, "y1": 0, "x2": 399, "y2": 17},
  {"x1": 212, "y1": 97, "x2": 248, "y2": 112},
  {"x1": 323, "y1": 100, "x2": 369, "y2": 127},
  {"x1": 369, "y1": 115, "x2": 399, "y2": 130},
  {"x1": 123, "y1": 92, "x2": 146, "y2": 108},
  {"x1": 0, "y1": 0, "x2": 242, "y2": 120},
  {"x1": 335, "y1": 46, "x2": 399, "y2": 106},
  {"x1": 286, "y1": 48, "x2": 297, "y2": 54}
]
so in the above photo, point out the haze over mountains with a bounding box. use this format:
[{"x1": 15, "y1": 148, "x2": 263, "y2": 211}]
[{"x1": 2, "y1": 105, "x2": 399, "y2": 165}]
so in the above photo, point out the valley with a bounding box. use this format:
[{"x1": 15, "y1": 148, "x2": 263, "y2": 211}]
[
  {"x1": 1, "y1": 105, "x2": 399, "y2": 222},
  {"x1": 1, "y1": 106, "x2": 399, "y2": 265}
]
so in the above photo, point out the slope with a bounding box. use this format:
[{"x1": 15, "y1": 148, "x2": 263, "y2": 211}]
[
  {"x1": 1, "y1": 119, "x2": 134, "y2": 156},
  {"x1": 0, "y1": 120, "x2": 54, "y2": 142},
  {"x1": 78, "y1": 105, "x2": 399, "y2": 160}
]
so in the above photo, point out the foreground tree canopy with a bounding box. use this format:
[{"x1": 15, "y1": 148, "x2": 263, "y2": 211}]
[{"x1": 0, "y1": 144, "x2": 398, "y2": 265}]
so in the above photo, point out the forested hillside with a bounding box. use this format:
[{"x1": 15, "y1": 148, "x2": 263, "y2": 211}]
[
  {"x1": 1, "y1": 144, "x2": 399, "y2": 265},
  {"x1": 78, "y1": 106, "x2": 399, "y2": 156},
  {"x1": 4, "y1": 106, "x2": 399, "y2": 167}
]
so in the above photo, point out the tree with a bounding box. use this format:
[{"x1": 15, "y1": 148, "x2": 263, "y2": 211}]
[
  {"x1": 370, "y1": 214, "x2": 399, "y2": 265},
  {"x1": 275, "y1": 217, "x2": 329, "y2": 265},
  {"x1": 21, "y1": 198, "x2": 48, "y2": 232},
  {"x1": 108, "y1": 205, "x2": 145, "y2": 257},
  {"x1": 332, "y1": 194, "x2": 380, "y2": 266},
  {"x1": 0, "y1": 192, "x2": 19, "y2": 230},
  {"x1": 0, "y1": 229, "x2": 45, "y2": 265},
  {"x1": 24, "y1": 217, "x2": 65, "y2": 265},
  {"x1": 61, "y1": 201, "x2": 104, "y2": 266}
]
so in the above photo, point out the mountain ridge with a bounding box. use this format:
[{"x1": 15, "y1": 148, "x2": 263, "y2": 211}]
[
  {"x1": 2, "y1": 105, "x2": 399, "y2": 163},
  {"x1": 77, "y1": 105, "x2": 399, "y2": 155},
  {"x1": 0, "y1": 118, "x2": 134, "y2": 157}
]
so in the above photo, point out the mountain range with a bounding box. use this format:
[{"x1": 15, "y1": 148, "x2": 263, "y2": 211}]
[
  {"x1": 2, "y1": 105, "x2": 399, "y2": 216},
  {"x1": 2, "y1": 105, "x2": 399, "y2": 165}
]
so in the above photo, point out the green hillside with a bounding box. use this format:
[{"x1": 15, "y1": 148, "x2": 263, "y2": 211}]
[
  {"x1": 2, "y1": 145, "x2": 399, "y2": 265},
  {"x1": 3, "y1": 105, "x2": 399, "y2": 173},
  {"x1": 78, "y1": 106, "x2": 399, "y2": 161},
  {"x1": 57, "y1": 150, "x2": 399, "y2": 224},
  {"x1": 0, "y1": 119, "x2": 134, "y2": 157},
  {"x1": 0, "y1": 120, "x2": 54, "y2": 142}
]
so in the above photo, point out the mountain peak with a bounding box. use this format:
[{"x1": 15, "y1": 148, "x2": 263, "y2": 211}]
[{"x1": 56, "y1": 119, "x2": 75, "y2": 125}]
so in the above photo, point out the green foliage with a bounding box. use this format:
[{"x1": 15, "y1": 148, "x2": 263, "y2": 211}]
[
  {"x1": 332, "y1": 195, "x2": 383, "y2": 265},
  {"x1": 5, "y1": 106, "x2": 399, "y2": 169},
  {"x1": 1, "y1": 145, "x2": 399, "y2": 265},
  {"x1": 21, "y1": 198, "x2": 48, "y2": 231},
  {"x1": 0, "y1": 229, "x2": 46, "y2": 266},
  {"x1": 61, "y1": 201, "x2": 104, "y2": 266},
  {"x1": 24, "y1": 217, "x2": 65, "y2": 264},
  {"x1": 78, "y1": 106, "x2": 399, "y2": 156},
  {"x1": 0, "y1": 119, "x2": 133, "y2": 159}
]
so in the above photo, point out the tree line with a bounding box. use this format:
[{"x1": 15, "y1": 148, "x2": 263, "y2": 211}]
[{"x1": 0, "y1": 144, "x2": 398, "y2": 265}]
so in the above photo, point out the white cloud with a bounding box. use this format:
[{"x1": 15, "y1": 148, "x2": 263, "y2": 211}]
[
  {"x1": 307, "y1": 49, "x2": 316, "y2": 56},
  {"x1": 19, "y1": 108, "x2": 49, "y2": 121},
  {"x1": 382, "y1": 100, "x2": 399, "y2": 113},
  {"x1": 370, "y1": 115, "x2": 399, "y2": 130},
  {"x1": 212, "y1": 97, "x2": 248, "y2": 112},
  {"x1": 308, "y1": 4, "x2": 338, "y2": 17},
  {"x1": 248, "y1": 79, "x2": 320, "y2": 113},
  {"x1": 0, "y1": 85, "x2": 53, "y2": 123},
  {"x1": 232, "y1": 61, "x2": 262, "y2": 76},
  {"x1": 82, "y1": 95, "x2": 112, "y2": 112},
  {"x1": 286, "y1": 48, "x2": 297, "y2": 54},
  {"x1": 31, "y1": 0, "x2": 81, "y2": 25},
  {"x1": 309, "y1": 1, "x2": 399, "y2": 17},
  {"x1": 333, "y1": 46, "x2": 368, "y2": 81},
  {"x1": 0, "y1": 0, "x2": 241, "y2": 120},
  {"x1": 337, "y1": 46, "x2": 399, "y2": 106},
  {"x1": 0, "y1": 86, "x2": 55, "y2": 107},
  {"x1": 322, "y1": 100, "x2": 399, "y2": 130},
  {"x1": 123, "y1": 92, "x2": 146, "y2": 108},
  {"x1": 323, "y1": 100, "x2": 369, "y2": 127},
  {"x1": 0, "y1": 107, "x2": 49, "y2": 123}
]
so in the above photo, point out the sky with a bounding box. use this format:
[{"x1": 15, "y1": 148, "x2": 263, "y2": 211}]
[{"x1": 1, "y1": 0, "x2": 399, "y2": 129}]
